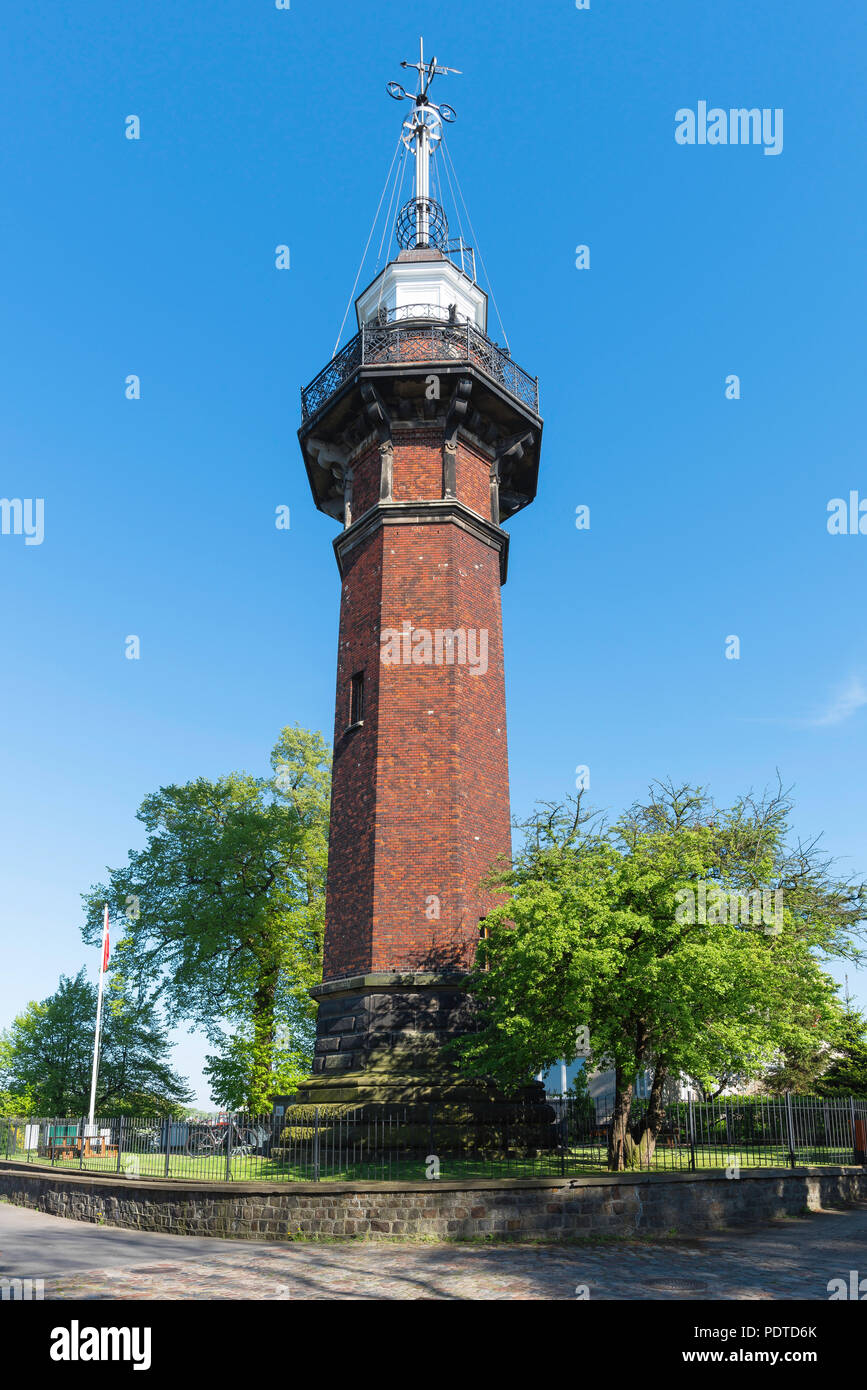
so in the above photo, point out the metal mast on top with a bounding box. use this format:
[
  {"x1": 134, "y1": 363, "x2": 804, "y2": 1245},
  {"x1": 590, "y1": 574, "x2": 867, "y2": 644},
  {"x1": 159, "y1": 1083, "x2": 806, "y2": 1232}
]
[{"x1": 387, "y1": 37, "x2": 459, "y2": 249}]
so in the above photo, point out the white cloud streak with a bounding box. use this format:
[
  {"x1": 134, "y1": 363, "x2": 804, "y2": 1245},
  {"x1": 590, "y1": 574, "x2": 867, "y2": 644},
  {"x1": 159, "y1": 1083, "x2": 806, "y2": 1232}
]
[{"x1": 802, "y1": 676, "x2": 867, "y2": 728}]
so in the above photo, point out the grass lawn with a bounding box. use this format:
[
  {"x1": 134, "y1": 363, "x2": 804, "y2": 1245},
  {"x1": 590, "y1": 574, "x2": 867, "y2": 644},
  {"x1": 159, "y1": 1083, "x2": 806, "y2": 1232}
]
[{"x1": 3, "y1": 1142, "x2": 856, "y2": 1183}]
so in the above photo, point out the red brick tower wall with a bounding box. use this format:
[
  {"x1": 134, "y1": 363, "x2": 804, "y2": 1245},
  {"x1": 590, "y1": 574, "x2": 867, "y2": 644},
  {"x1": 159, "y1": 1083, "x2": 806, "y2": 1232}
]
[
  {"x1": 322, "y1": 527, "x2": 384, "y2": 977},
  {"x1": 323, "y1": 430, "x2": 510, "y2": 981}
]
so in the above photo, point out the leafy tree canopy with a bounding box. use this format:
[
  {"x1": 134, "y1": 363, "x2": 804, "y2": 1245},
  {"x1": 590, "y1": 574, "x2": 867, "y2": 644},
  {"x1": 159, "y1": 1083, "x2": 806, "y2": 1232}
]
[
  {"x1": 0, "y1": 969, "x2": 192, "y2": 1116},
  {"x1": 452, "y1": 780, "x2": 866, "y2": 1168},
  {"x1": 81, "y1": 726, "x2": 330, "y2": 1112},
  {"x1": 816, "y1": 1006, "x2": 867, "y2": 1096}
]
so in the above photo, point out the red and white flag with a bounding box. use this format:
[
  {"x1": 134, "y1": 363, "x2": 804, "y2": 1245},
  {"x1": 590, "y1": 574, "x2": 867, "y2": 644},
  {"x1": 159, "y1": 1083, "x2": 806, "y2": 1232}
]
[{"x1": 101, "y1": 904, "x2": 110, "y2": 973}]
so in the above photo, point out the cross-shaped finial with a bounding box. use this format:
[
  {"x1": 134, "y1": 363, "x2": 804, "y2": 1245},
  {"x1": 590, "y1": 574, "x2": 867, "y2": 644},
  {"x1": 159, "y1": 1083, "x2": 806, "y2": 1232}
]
[
  {"x1": 399, "y1": 36, "x2": 461, "y2": 101},
  {"x1": 387, "y1": 38, "x2": 461, "y2": 250}
]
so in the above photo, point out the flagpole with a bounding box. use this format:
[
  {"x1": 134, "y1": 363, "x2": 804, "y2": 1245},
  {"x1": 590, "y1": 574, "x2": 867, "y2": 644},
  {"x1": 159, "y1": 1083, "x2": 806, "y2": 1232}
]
[{"x1": 87, "y1": 904, "x2": 109, "y2": 1134}]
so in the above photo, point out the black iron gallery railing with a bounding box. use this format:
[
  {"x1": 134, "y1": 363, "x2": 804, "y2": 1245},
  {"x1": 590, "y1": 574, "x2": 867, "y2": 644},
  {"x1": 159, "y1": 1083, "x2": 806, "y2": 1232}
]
[
  {"x1": 300, "y1": 307, "x2": 540, "y2": 422},
  {"x1": 4, "y1": 1093, "x2": 867, "y2": 1184}
]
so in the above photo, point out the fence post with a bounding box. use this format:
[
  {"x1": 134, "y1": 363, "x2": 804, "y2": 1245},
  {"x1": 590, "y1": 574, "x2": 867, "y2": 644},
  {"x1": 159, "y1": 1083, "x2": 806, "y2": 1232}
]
[
  {"x1": 688, "y1": 1094, "x2": 696, "y2": 1171},
  {"x1": 79, "y1": 1117, "x2": 85, "y2": 1170},
  {"x1": 313, "y1": 1107, "x2": 321, "y2": 1183},
  {"x1": 849, "y1": 1097, "x2": 863, "y2": 1165},
  {"x1": 560, "y1": 1101, "x2": 567, "y2": 1178},
  {"x1": 4, "y1": 1118, "x2": 10, "y2": 1160},
  {"x1": 784, "y1": 1092, "x2": 797, "y2": 1168},
  {"x1": 225, "y1": 1115, "x2": 233, "y2": 1182},
  {"x1": 116, "y1": 1115, "x2": 124, "y2": 1174},
  {"x1": 164, "y1": 1117, "x2": 171, "y2": 1178}
]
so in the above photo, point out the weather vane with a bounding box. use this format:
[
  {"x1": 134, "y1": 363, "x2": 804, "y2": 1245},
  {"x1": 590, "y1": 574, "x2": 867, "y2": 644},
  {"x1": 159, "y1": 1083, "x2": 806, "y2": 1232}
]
[{"x1": 387, "y1": 37, "x2": 460, "y2": 249}]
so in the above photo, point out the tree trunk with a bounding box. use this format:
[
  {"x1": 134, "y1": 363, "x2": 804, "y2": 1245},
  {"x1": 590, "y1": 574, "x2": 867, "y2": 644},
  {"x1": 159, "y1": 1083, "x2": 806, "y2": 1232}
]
[
  {"x1": 607, "y1": 1070, "x2": 635, "y2": 1170},
  {"x1": 629, "y1": 1064, "x2": 668, "y2": 1169},
  {"x1": 250, "y1": 957, "x2": 279, "y2": 1114}
]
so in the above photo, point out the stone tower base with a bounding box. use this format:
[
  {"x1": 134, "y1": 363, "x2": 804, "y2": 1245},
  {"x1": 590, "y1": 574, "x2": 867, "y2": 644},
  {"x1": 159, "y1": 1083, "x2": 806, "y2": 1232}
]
[{"x1": 272, "y1": 972, "x2": 557, "y2": 1159}]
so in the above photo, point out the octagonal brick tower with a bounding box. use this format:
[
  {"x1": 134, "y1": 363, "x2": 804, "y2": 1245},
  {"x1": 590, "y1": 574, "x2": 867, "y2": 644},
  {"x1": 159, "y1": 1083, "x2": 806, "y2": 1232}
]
[{"x1": 291, "y1": 53, "x2": 542, "y2": 1109}]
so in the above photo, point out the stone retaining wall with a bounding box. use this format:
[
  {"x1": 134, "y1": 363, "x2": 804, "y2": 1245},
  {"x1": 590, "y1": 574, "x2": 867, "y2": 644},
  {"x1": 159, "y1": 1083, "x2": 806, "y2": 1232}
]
[{"x1": 2, "y1": 1162, "x2": 866, "y2": 1241}]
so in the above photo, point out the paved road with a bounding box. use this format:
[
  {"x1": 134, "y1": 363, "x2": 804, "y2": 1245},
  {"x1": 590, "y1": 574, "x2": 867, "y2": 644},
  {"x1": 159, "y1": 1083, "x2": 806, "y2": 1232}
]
[{"x1": 2, "y1": 1201, "x2": 866, "y2": 1299}]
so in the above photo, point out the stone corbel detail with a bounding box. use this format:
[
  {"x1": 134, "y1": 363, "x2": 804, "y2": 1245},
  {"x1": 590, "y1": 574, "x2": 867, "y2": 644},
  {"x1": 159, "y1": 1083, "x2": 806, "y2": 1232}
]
[
  {"x1": 494, "y1": 427, "x2": 536, "y2": 519},
  {"x1": 442, "y1": 377, "x2": 473, "y2": 501},
  {"x1": 305, "y1": 436, "x2": 351, "y2": 522},
  {"x1": 360, "y1": 381, "x2": 394, "y2": 504}
]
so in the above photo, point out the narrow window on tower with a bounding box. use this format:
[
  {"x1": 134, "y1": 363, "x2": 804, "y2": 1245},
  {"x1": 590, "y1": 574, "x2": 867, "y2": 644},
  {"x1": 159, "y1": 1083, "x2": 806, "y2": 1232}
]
[
  {"x1": 478, "y1": 919, "x2": 491, "y2": 971},
  {"x1": 349, "y1": 671, "x2": 365, "y2": 727}
]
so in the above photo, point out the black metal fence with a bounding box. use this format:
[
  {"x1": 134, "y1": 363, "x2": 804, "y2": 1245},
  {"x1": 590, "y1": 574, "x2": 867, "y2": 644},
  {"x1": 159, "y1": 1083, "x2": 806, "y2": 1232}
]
[{"x1": 4, "y1": 1093, "x2": 866, "y2": 1183}]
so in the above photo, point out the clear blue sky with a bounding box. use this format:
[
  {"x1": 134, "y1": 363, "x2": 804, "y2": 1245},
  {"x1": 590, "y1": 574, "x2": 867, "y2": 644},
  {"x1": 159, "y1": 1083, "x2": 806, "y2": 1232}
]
[{"x1": 1, "y1": 1, "x2": 864, "y2": 1107}]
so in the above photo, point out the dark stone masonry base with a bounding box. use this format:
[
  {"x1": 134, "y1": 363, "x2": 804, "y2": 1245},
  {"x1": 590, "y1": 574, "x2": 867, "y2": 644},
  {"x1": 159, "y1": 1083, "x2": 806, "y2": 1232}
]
[
  {"x1": 307, "y1": 972, "x2": 477, "y2": 1082},
  {"x1": 2, "y1": 1162, "x2": 866, "y2": 1241},
  {"x1": 276, "y1": 972, "x2": 559, "y2": 1156}
]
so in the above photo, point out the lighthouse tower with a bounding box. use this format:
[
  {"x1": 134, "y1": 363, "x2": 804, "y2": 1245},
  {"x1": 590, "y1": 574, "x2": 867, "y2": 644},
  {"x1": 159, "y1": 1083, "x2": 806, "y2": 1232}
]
[{"x1": 294, "y1": 43, "x2": 542, "y2": 1108}]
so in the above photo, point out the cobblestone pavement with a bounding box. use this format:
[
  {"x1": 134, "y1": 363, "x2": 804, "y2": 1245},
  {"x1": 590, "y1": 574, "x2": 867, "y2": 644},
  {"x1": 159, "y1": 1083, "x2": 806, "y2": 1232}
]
[{"x1": 5, "y1": 1202, "x2": 867, "y2": 1299}]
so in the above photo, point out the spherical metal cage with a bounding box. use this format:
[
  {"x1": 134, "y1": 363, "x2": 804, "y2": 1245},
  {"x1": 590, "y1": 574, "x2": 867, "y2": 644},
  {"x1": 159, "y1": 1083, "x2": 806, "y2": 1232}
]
[{"x1": 395, "y1": 197, "x2": 450, "y2": 252}]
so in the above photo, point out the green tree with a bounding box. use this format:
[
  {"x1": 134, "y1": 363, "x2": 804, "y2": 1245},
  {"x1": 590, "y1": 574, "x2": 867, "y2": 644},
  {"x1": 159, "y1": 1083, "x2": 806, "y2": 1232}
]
[
  {"x1": 815, "y1": 1003, "x2": 867, "y2": 1097},
  {"x1": 760, "y1": 1042, "x2": 836, "y2": 1094},
  {"x1": 0, "y1": 1034, "x2": 35, "y2": 1118},
  {"x1": 760, "y1": 992, "x2": 867, "y2": 1096},
  {"x1": 82, "y1": 726, "x2": 330, "y2": 1113},
  {"x1": 0, "y1": 1089, "x2": 35, "y2": 1118},
  {"x1": 202, "y1": 999, "x2": 314, "y2": 1110},
  {"x1": 452, "y1": 781, "x2": 866, "y2": 1169},
  {"x1": 0, "y1": 970, "x2": 192, "y2": 1116}
]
